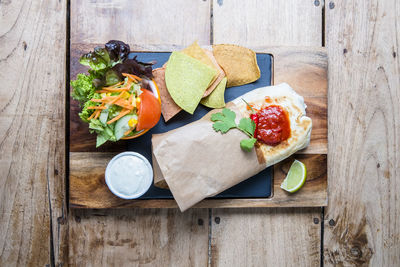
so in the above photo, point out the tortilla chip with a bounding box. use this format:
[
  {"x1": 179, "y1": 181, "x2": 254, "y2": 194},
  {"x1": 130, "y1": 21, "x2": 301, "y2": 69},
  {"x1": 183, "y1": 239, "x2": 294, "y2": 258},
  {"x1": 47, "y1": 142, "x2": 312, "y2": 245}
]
[
  {"x1": 162, "y1": 50, "x2": 224, "y2": 97},
  {"x1": 165, "y1": 51, "x2": 217, "y2": 114},
  {"x1": 212, "y1": 44, "x2": 260, "y2": 87},
  {"x1": 182, "y1": 41, "x2": 218, "y2": 87},
  {"x1": 201, "y1": 77, "x2": 227, "y2": 108},
  {"x1": 153, "y1": 67, "x2": 182, "y2": 122},
  {"x1": 182, "y1": 41, "x2": 215, "y2": 69},
  {"x1": 202, "y1": 50, "x2": 226, "y2": 97}
]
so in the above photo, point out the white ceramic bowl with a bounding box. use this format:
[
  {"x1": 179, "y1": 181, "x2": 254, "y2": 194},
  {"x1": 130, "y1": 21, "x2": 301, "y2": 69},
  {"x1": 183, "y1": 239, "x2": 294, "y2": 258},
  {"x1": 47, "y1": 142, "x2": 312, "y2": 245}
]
[{"x1": 105, "y1": 152, "x2": 153, "y2": 199}]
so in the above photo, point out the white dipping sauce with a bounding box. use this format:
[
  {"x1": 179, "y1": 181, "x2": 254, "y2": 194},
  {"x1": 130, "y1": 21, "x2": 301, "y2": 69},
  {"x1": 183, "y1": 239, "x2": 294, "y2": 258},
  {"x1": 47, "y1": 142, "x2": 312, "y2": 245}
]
[{"x1": 105, "y1": 152, "x2": 153, "y2": 199}]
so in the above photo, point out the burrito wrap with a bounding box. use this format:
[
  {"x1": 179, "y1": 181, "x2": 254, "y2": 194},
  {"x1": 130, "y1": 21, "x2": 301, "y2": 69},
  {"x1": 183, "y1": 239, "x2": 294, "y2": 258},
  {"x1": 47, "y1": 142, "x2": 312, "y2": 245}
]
[{"x1": 152, "y1": 83, "x2": 312, "y2": 211}]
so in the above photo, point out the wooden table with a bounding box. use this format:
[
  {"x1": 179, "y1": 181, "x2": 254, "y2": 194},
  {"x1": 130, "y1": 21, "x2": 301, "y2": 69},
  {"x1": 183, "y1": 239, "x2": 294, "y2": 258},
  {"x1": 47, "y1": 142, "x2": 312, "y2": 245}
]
[{"x1": 1, "y1": 0, "x2": 399, "y2": 266}]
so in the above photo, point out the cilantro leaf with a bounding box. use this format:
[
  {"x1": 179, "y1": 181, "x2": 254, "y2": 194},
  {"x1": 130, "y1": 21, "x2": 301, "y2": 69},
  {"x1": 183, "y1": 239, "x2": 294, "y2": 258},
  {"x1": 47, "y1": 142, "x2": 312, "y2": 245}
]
[
  {"x1": 211, "y1": 108, "x2": 237, "y2": 133},
  {"x1": 240, "y1": 137, "x2": 257, "y2": 152},
  {"x1": 211, "y1": 107, "x2": 258, "y2": 152},
  {"x1": 222, "y1": 108, "x2": 236, "y2": 121},
  {"x1": 238, "y1": 118, "x2": 256, "y2": 137}
]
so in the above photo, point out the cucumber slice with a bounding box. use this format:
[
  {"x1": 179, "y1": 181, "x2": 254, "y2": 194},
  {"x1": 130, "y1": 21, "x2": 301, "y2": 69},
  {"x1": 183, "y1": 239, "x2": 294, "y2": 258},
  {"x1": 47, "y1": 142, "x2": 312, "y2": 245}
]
[
  {"x1": 99, "y1": 108, "x2": 109, "y2": 124},
  {"x1": 114, "y1": 114, "x2": 138, "y2": 140}
]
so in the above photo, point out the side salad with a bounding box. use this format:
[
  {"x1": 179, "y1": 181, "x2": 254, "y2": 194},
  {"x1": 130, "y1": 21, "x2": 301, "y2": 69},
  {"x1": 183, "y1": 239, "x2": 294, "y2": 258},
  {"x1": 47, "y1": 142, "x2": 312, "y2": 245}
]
[{"x1": 71, "y1": 40, "x2": 161, "y2": 147}]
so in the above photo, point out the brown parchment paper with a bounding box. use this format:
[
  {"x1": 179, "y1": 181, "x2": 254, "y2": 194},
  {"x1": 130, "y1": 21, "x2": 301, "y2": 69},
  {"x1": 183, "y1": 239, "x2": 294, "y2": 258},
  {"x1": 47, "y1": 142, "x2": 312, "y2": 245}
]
[
  {"x1": 151, "y1": 103, "x2": 265, "y2": 211},
  {"x1": 151, "y1": 83, "x2": 312, "y2": 212}
]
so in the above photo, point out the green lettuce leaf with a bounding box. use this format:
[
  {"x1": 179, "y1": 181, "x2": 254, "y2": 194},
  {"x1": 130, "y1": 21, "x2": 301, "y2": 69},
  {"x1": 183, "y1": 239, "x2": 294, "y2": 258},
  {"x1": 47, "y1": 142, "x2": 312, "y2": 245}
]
[
  {"x1": 89, "y1": 119, "x2": 117, "y2": 147},
  {"x1": 70, "y1": 73, "x2": 96, "y2": 103}
]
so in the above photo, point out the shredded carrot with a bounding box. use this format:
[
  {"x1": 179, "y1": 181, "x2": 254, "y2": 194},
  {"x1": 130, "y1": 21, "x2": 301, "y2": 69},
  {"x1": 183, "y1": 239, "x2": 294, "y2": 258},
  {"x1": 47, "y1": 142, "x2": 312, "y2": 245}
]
[
  {"x1": 124, "y1": 127, "x2": 135, "y2": 136},
  {"x1": 87, "y1": 111, "x2": 96, "y2": 120},
  {"x1": 87, "y1": 106, "x2": 107, "y2": 110},
  {"x1": 102, "y1": 81, "x2": 124, "y2": 89},
  {"x1": 90, "y1": 99, "x2": 103, "y2": 103},
  {"x1": 114, "y1": 98, "x2": 131, "y2": 107},
  {"x1": 98, "y1": 96, "x2": 115, "y2": 102},
  {"x1": 101, "y1": 87, "x2": 130, "y2": 92},
  {"x1": 93, "y1": 109, "x2": 101, "y2": 120},
  {"x1": 96, "y1": 90, "x2": 109, "y2": 93},
  {"x1": 125, "y1": 79, "x2": 133, "y2": 88},
  {"x1": 107, "y1": 109, "x2": 130, "y2": 124},
  {"x1": 128, "y1": 94, "x2": 133, "y2": 104},
  {"x1": 107, "y1": 92, "x2": 124, "y2": 105},
  {"x1": 122, "y1": 73, "x2": 142, "y2": 81}
]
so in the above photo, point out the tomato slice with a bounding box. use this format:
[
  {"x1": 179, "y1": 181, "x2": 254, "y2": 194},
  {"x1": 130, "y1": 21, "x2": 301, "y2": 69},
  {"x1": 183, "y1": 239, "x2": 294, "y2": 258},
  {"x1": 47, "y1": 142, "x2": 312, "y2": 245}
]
[{"x1": 136, "y1": 89, "x2": 161, "y2": 131}]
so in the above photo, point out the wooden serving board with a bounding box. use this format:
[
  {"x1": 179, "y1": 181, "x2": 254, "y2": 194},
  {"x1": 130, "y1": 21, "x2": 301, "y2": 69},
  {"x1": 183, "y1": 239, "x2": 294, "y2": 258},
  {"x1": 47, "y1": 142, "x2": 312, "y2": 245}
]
[{"x1": 69, "y1": 44, "x2": 327, "y2": 209}]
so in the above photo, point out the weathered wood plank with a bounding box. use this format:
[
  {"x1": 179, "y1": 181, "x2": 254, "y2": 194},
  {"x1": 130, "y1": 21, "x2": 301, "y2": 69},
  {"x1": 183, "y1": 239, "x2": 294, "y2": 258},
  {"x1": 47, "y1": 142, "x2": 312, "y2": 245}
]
[
  {"x1": 212, "y1": 0, "x2": 322, "y2": 46},
  {"x1": 210, "y1": 0, "x2": 323, "y2": 266},
  {"x1": 324, "y1": 0, "x2": 400, "y2": 265},
  {"x1": 0, "y1": 0, "x2": 67, "y2": 266},
  {"x1": 70, "y1": 152, "x2": 326, "y2": 208},
  {"x1": 71, "y1": 0, "x2": 211, "y2": 46},
  {"x1": 69, "y1": 0, "x2": 212, "y2": 265},
  {"x1": 69, "y1": 208, "x2": 209, "y2": 267},
  {"x1": 211, "y1": 208, "x2": 321, "y2": 267}
]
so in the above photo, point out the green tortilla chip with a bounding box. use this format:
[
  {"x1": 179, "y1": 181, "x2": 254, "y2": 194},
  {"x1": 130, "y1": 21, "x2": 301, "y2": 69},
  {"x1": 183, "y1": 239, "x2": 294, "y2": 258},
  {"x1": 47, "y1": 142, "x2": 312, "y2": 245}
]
[
  {"x1": 201, "y1": 77, "x2": 227, "y2": 108},
  {"x1": 165, "y1": 51, "x2": 217, "y2": 114}
]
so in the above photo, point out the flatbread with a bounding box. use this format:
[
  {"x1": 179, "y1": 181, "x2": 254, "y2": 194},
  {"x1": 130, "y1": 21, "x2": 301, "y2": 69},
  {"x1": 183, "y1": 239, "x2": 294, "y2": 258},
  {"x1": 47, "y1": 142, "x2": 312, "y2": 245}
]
[
  {"x1": 152, "y1": 83, "x2": 312, "y2": 211},
  {"x1": 232, "y1": 83, "x2": 312, "y2": 164},
  {"x1": 165, "y1": 51, "x2": 217, "y2": 114},
  {"x1": 200, "y1": 77, "x2": 227, "y2": 108},
  {"x1": 212, "y1": 44, "x2": 260, "y2": 87},
  {"x1": 152, "y1": 67, "x2": 182, "y2": 122}
]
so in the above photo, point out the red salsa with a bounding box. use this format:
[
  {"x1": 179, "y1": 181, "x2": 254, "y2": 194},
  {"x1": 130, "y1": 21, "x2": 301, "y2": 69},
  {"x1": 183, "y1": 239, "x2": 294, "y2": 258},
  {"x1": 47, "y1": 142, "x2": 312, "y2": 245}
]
[{"x1": 255, "y1": 105, "x2": 290, "y2": 146}]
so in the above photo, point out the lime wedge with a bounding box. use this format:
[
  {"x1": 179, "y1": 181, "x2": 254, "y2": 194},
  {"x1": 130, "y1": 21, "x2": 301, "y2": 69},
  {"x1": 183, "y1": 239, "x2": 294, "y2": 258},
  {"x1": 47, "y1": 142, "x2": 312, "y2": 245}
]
[{"x1": 280, "y1": 160, "x2": 307, "y2": 193}]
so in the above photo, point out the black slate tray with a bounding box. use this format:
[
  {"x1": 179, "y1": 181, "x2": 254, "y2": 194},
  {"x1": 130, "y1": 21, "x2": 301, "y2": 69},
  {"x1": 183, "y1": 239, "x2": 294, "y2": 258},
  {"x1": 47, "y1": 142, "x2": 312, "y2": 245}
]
[{"x1": 125, "y1": 52, "x2": 272, "y2": 199}]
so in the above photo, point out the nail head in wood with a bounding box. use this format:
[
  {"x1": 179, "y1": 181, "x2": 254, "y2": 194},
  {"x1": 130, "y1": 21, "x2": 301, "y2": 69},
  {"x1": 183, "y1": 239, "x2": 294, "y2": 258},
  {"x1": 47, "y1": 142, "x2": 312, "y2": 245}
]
[
  {"x1": 350, "y1": 246, "x2": 362, "y2": 258},
  {"x1": 329, "y1": 2, "x2": 335, "y2": 9},
  {"x1": 57, "y1": 216, "x2": 66, "y2": 225},
  {"x1": 329, "y1": 219, "x2": 335, "y2": 226},
  {"x1": 198, "y1": 218, "x2": 204, "y2": 226},
  {"x1": 314, "y1": 0, "x2": 320, "y2": 7},
  {"x1": 313, "y1": 218, "x2": 320, "y2": 224},
  {"x1": 215, "y1": 217, "x2": 221, "y2": 224}
]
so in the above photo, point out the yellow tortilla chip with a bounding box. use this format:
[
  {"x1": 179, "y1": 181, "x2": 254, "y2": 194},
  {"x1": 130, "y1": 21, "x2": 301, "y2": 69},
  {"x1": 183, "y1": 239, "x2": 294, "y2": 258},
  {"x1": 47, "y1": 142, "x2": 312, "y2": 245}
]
[
  {"x1": 165, "y1": 51, "x2": 217, "y2": 114},
  {"x1": 201, "y1": 77, "x2": 227, "y2": 108},
  {"x1": 153, "y1": 67, "x2": 182, "y2": 122},
  {"x1": 182, "y1": 41, "x2": 215, "y2": 69},
  {"x1": 212, "y1": 44, "x2": 260, "y2": 87},
  {"x1": 182, "y1": 41, "x2": 218, "y2": 86}
]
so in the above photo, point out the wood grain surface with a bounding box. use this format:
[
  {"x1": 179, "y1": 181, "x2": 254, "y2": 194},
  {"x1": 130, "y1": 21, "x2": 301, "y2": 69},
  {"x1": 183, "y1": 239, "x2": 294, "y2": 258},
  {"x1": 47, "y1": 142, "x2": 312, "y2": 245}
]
[
  {"x1": 211, "y1": 208, "x2": 321, "y2": 266},
  {"x1": 70, "y1": 152, "x2": 326, "y2": 208},
  {"x1": 69, "y1": 208, "x2": 209, "y2": 266},
  {"x1": 71, "y1": 0, "x2": 211, "y2": 46},
  {"x1": 212, "y1": 0, "x2": 323, "y2": 46},
  {"x1": 2, "y1": 0, "x2": 399, "y2": 266},
  {"x1": 0, "y1": 0, "x2": 67, "y2": 266},
  {"x1": 324, "y1": 0, "x2": 400, "y2": 265}
]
